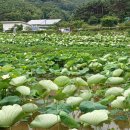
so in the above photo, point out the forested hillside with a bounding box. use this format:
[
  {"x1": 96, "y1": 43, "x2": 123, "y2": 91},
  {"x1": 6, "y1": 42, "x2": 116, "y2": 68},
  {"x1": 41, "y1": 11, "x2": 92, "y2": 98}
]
[
  {"x1": 0, "y1": 0, "x2": 88, "y2": 21},
  {"x1": 0, "y1": 0, "x2": 130, "y2": 23}
]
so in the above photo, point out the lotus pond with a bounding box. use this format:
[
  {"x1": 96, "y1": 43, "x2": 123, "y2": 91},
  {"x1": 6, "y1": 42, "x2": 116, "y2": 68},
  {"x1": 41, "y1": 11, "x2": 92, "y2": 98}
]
[{"x1": 0, "y1": 32, "x2": 130, "y2": 130}]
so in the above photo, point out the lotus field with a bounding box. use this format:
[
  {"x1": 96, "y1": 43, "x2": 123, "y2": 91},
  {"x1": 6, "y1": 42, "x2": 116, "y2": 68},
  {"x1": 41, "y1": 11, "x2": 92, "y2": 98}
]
[{"x1": 0, "y1": 32, "x2": 130, "y2": 130}]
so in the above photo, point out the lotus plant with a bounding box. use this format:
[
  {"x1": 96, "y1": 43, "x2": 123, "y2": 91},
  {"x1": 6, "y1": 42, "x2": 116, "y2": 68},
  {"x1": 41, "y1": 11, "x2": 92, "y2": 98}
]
[
  {"x1": 80, "y1": 110, "x2": 109, "y2": 126},
  {"x1": 16, "y1": 86, "x2": 30, "y2": 96},
  {"x1": 66, "y1": 96, "x2": 83, "y2": 107},
  {"x1": 0, "y1": 104, "x2": 23, "y2": 128},
  {"x1": 30, "y1": 114, "x2": 60, "y2": 129},
  {"x1": 105, "y1": 87, "x2": 124, "y2": 97},
  {"x1": 39, "y1": 80, "x2": 58, "y2": 91},
  {"x1": 111, "y1": 96, "x2": 126, "y2": 109},
  {"x1": 22, "y1": 103, "x2": 38, "y2": 113},
  {"x1": 10, "y1": 76, "x2": 27, "y2": 86}
]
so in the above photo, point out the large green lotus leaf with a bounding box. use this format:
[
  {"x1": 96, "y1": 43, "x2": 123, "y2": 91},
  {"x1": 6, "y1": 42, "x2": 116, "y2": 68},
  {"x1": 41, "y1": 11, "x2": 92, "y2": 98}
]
[
  {"x1": 30, "y1": 114, "x2": 60, "y2": 129},
  {"x1": 123, "y1": 88, "x2": 130, "y2": 97},
  {"x1": 89, "y1": 62, "x2": 102, "y2": 72},
  {"x1": 62, "y1": 85, "x2": 76, "y2": 95},
  {"x1": 35, "y1": 67, "x2": 46, "y2": 75},
  {"x1": 112, "y1": 69, "x2": 123, "y2": 77},
  {"x1": 66, "y1": 97, "x2": 83, "y2": 107},
  {"x1": 105, "y1": 87, "x2": 124, "y2": 97},
  {"x1": 79, "y1": 101, "x2": 107, "y2": 113},
  {"x1": 79, "y1": 90, "x2": 92, "y2": 100},
  {"x1": 41, "y1": 103, "x2": 72, "y2": 115},
  {"x1": 16, "y1": 86, "x2": 30, "y2": 95},
  {"x1": 99, "y1": 95, "x2": 116, "y2": 105},
  {"x1": 54, "y1": 76, "x2": 71, "y2": 87},
  {"x1": 61, "y1": 68, "x2": 70, "y2": 75},
  {"x1": 22, "y1": 103, "x2": 38, "y2": 113},
  {"x1": 87, "y1": 74, "x2": 106, "y2": 85},
  {"x1": 0, "y1": 104, "x2": 23, "y2": 127},
  {"x1": 111, "y1": 96, "x2": 126, "y2": 109},
  {"x1": 80, "y1": 110, "x2": 109, "y2": 126},
  {"x1": 2, "y1": 65, "x2": 14, "y2": 72},
  {"x1": 78, "y1": 67, "x2": 89, "y2": 75},
  {"x1": 39, "y1": 80, "x2": 58, "y2": 91},
  {"x1": 10, "y1": 76, "x2": 27, "y2": 86},
  {"x1": 0, "y1": 80, "x2": 10, "y2": 90},
  {"x1": 60, "y1": 111, "x2": 80, "y2": 129},
  {"x1": 54, "y1": 90, "x2": 67, "y2": 100},
  {"x1": 0, "y1": 96, "x2": 21, "y2": 106},
  {"x1": 73, "y1": 77, "x2": 88, "y2": 87},
  {"x1": 106, "y1": 77, "x2": 125, "y2": 85}
]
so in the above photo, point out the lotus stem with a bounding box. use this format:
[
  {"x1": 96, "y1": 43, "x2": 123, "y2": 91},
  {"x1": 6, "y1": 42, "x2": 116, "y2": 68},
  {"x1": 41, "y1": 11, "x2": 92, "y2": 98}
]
[
  {"x1": 96, "y1": 126, "x2": 101, "y2": 130},
  {"x1": 58, "y1": 123, "x2": 60, "y2": 130},
  {"x1": 80, "y1": 125, "x2": 83, "y2": 130},
  {"x1": 107, "y1": 124, "x2": 110, "y2": 130},
  {"x1": 10, "y1": 127, "x2": 12, "y2": 130},
  {"x1": 125, "y1": 111, "x2": 130, "y2": 128}
]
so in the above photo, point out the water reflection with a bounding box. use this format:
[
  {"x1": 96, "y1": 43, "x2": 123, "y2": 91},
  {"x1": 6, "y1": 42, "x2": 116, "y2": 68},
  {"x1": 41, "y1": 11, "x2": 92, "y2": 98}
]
[{"x1": 2, "y1": 121, "x2": 130, "y2": 130}]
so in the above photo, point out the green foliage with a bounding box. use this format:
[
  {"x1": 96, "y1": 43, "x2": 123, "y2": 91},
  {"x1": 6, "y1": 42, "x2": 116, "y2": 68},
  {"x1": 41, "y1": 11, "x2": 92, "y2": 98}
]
[
  {"x1": 88, "y1": 16, "x2": 99, "y2": 25},
  {"x1": 124, "y1": 21, "x2": 130, "y2": 26},
  {"x1": 0, "y1": 0, "x2": 42, "y2": 21},
  {"x1": 42, "y1": 103, "x2": 72, "y2": 114},
  {"x1": 74, "y1": 0, "x2": 130, "y2": 23},
  {"x1": 0, "y1": 32, "x2": 130, "y2": 129},
  {"x1": 60, "y1": 111, "x2": 80, "y2": 128},
  {"x1": 101, "y1": 16, "x2": 119, "y2": 27},
  {"x1": 16, "y1": 25, "x2": 23, "y2": 31},
  {"x1": 0, "y1": 96, "x2": 21, "y2": 106},
  {"x1": 0, "y1": 23, "x2": 3, "y2": 32},
  {"x1": 80, "y1": 101, "x2": 107, "y2": 113}
]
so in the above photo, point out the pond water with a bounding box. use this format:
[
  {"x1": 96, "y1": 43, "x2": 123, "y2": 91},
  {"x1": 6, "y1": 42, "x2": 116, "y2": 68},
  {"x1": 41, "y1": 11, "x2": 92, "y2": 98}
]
[{"x1": 2, "y1": 121, "x2": 130, "y2": 130}]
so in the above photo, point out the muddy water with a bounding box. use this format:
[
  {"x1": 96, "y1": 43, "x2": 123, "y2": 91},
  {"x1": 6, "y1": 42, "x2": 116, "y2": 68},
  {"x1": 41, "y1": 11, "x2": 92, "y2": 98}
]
[{"x1": 1, "y1": 121, "x2": 130, "y2": 130}]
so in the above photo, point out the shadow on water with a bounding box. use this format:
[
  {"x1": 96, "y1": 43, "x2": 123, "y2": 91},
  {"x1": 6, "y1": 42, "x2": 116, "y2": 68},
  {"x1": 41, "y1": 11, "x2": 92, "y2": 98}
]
[{"x1": 1, "y1": 121, "x2": 130, "y2": 130}]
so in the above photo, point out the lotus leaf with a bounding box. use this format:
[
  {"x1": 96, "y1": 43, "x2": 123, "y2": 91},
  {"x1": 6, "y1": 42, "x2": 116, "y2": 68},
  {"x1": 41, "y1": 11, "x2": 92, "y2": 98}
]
[
  {"x1": 66, "y1": 97, "x2": 83, "y2": 106},
  {"x1": 80, "y1": 110, "x2": 109, "y2": 125},
  {"x1": 73, "y1": 77, "x2": 88, "y2": 87},
  {"x1": 87, "y1": 74, "x2": 106, "y2": 85},
  {"x1": 39, "y1": 80, "x2": 58, "y2": 91},
  {"x1": 60, "y1": 111, "x2": 80, "y2": 128},
  {"x1": 111, "y1": 96, "x2": 126, "y2": 109},
  {"x1": 16, "y1": 86, "x2": 30, "y2": 95},
  {"x1": 80, "y1": 101, "x2": 107, "y2": 113},
  {"x1": 0, "y1": 104, "x2": 23, "y2": 127},
  {"x1": 30, "y1": 114, "x2": 60, "y2": 128},
  {"x1": 105, "y1": 87, "x2": 124, "y2": 97},
  {"x1": 79, "y1": 90, "x2": 92, "y2": 100},
  {"x1": 62, "y1": 85, "x2": 76, "y2": 95},
  {"x1": 10, "y1": 76, "x2": 27, "y2": 86},
  {"x1": 22, "y1": 103, "x2": 38, "y2": 113},
  {"x1": 54, "y1": 76, "x2": 71, "y2": 87},
  {"x1": 112, "y1": 69, "x2": 123, "y2": 77},
  {"x1": 106, "y1": 77, "x2": 124, "y2": 85}
]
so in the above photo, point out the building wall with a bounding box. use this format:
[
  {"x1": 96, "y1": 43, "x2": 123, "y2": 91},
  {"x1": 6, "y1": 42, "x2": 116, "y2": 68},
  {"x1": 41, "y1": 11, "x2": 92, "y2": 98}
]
[
  {"x1": 3, "y1": 23, "x2": 14, "y2": 31},
  {"x1": 3, "y1": 23, "x2": 30, "y2": 32}
]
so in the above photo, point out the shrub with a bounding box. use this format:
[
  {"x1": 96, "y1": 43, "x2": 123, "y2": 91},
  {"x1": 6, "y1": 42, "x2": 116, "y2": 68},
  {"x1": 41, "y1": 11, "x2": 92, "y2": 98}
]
[
  {"x1": 124, "y1": 21, "x2": 130, "y2": 26},
  {"x1": 127, "y1": 29, "x2": 130, "y2": 36},
  {"x1": 101, "y1": 16, "x2": 119, "y2": 27},
  {"x1": 0, "y1": 23, "x2": 3, "y2": 32},
  {"x1": 88, "y1": 16, "x2": 99, "y2": 25},
  {"x1": 16, "y1": 24, "x2": 23, "y2": 31},
  {"x1": 25, "y1": 26, "x2": 32, "y2": 31}
]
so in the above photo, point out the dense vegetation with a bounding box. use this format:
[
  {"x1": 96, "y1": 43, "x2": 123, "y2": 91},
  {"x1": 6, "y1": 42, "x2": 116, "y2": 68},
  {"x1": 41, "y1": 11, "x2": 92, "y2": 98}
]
[
  {"x1": 1, "y1": 0, "x2": 130, "y2": 130},
  {"x1": 0, "y1": 31, "x2": 130, "y2": 130},
  {"x1": 1, "y1": 0, "x2": 130, "y2": 23},
  {"x1": 0, "y1": 0, "x2": 87, "y2": 21}
]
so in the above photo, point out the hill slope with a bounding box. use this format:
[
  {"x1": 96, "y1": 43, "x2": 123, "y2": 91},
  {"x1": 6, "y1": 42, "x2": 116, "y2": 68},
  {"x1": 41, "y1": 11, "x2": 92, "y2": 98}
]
[{"x1": 0, "y1": 0, "x2": 89, "y2": 21}]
